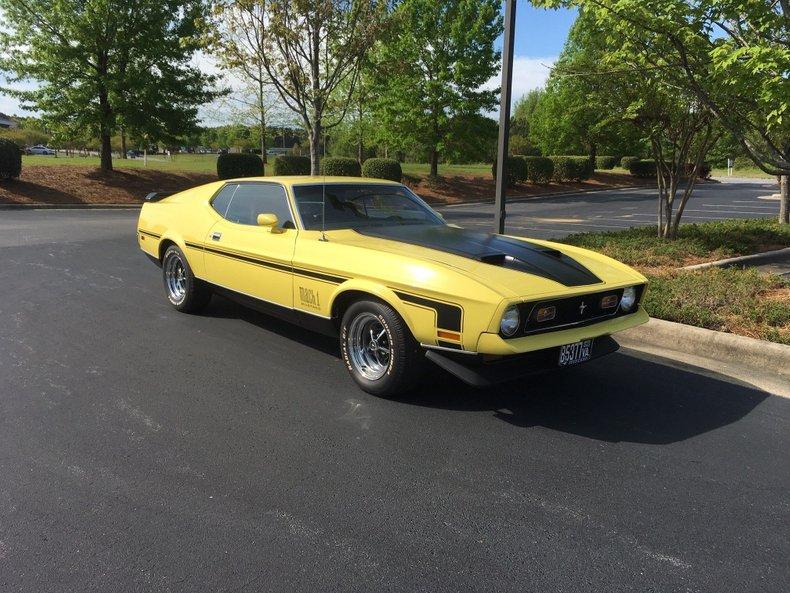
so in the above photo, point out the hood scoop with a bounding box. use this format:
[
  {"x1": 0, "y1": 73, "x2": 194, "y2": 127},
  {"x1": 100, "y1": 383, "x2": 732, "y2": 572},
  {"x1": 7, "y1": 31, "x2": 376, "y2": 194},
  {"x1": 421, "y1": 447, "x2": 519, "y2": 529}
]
[{"x1": 353, "y1": 225, "x2": 602, "y2": 287}]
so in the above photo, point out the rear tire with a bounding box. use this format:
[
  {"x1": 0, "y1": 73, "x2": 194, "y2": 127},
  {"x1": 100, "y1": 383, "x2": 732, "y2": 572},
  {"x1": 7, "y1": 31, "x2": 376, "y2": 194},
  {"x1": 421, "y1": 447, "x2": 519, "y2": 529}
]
[
  {"x1": 340, "y1": 299, "x2": 425, "y2": 396},
  {"x1": 162, "y1": 245, "x2": 212, "y2": 313}
]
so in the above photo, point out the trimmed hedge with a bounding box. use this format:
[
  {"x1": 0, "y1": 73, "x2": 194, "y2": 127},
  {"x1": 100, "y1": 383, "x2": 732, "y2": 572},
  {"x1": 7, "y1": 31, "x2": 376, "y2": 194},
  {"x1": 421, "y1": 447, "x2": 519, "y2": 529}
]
[
  {"x1": 273, "y1": 155, "x2": 311, "y2": 175},
  {"x1": 628, "y1": 159, "x2": 657, "y2": 178},
  {"x1": 491, "y1": 155, "x2": 528, "y2": 187},
  {"x1": 522, "y1": 156, "x2": 554, "y2": 184},
  {"x1": 0, "y1": 138, "x2": 22, "y2": 180},
  {"x1": 320, "y1": 156, "x2": 361, "y2": 177},
  {"x1": 620, "y1": 156, "x2": 640, "y2": 170},
  {"x1": 551, "y1": 156, "x2": 592, "y2": 182},
  {"x1": 216, "y1": 153, "x2": 263, "y2": 180},
  {"x1": 362, "y1": 158, "x2": 402, "y2": 182},
  {"x1": 595, "y1": 155, "x2": 617, "y2": 170}
]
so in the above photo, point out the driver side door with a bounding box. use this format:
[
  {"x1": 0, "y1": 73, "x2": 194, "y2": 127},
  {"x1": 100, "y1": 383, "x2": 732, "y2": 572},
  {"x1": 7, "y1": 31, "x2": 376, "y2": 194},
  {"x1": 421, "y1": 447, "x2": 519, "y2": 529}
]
[{"x1": 204, "y1": 181, "x2": 297, "y2": 308}]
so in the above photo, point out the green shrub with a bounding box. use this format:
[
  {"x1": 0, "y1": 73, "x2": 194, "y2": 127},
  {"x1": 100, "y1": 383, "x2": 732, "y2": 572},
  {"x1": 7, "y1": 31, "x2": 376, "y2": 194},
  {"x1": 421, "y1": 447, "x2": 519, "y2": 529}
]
[
  {"x1": 362, "y1": 158, "x2": 402, "y2": 182},
  {"x1": 273, "y1": 155, "x2": 311, "y2": 176},
  {"x1": 733, "y1": 156, "x2": 755, "y2": 169},
  {"x1": 620, "y1": 156, "x2": 640, "y2": 170},
  {"x1": 551, "y1": 156, "x2": 592, "y2": 182},
  {"x1": 0, "y1": 138, "x2": 22, "y2": 180},
  {"x1": 509, "y1": 134, "x2": 540, "y2": 156},
  {"x1": 683, "y1": 162, "x2": 712, "y2": 179},
  {"x1": 320, "y1": 156, "x2": 361, "y2": 177},
  {"x1": 522, "y1": 156, "x2": 554, "y2": 184},
  {"x1": 216, "y1": 153, "x2": 263, "y2": 180},
  {"x1": 628, "y1": 159, "x2": 657, "y2": 178},
  {"x1": 492, "y1": 155, "x2": 528, "y2": 187},
  {"x1": 595, "y1": 155, "x2": 617, "y2": 170}
]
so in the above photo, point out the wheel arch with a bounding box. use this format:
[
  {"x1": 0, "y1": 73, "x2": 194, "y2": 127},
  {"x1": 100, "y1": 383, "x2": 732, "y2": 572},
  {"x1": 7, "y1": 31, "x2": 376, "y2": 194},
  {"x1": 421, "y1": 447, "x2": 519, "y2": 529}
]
[{"x1": 329, "y1": 281, "x2": 418, "y2": 338}]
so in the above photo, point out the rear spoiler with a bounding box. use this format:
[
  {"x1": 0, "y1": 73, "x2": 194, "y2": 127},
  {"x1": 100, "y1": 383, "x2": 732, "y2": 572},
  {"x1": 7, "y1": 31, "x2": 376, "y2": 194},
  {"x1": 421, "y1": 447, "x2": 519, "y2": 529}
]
[{"x1": 144, "y1": 192, "x2": 174, "y2": 202}]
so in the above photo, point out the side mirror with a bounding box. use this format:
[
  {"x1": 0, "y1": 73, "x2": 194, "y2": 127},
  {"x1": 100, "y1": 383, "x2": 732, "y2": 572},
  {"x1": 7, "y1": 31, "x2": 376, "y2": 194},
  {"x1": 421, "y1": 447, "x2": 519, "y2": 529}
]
[{"x1": 257, "y1": 213, "x2": 278, "y2": 227}]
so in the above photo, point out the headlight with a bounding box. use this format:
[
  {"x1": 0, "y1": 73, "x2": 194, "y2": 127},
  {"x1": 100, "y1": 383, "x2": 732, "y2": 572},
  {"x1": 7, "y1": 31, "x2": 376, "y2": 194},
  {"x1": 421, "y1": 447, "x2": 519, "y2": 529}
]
[
  {"x1": 500, "y1": 305, "x2": 520, "y2": 336},
  {"x1": 620, "y1": 286, "x2": 637, "y2": 312}
]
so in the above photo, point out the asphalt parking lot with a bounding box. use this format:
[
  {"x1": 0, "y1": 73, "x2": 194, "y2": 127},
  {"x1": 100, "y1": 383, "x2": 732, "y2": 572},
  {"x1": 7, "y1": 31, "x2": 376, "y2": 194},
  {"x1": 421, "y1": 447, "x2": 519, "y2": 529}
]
[
  {"x1": 440, "y1": 177, "x2": 780, "y2": 238},
  {"x1": 1, "y1": 208, "x2": 788, "y2": 592}
]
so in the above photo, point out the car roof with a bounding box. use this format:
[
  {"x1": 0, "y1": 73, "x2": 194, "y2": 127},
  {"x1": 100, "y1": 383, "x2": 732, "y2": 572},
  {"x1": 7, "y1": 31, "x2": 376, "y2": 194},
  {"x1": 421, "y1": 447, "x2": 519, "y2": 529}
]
[{"x1": 222, "y1": 176, "x2": 402, "y2": 188}]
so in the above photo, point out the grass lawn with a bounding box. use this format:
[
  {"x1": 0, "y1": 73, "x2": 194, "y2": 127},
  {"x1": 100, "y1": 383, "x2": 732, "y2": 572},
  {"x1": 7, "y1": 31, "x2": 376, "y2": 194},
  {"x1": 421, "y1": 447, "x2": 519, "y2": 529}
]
[
  {"x1": 24, "y1": 155, "x2": 496, "y2": 178},
  {"x1": 23, "y1": 153, "x2": 221, "y2": 174},
  {"x1": 558, "y1": 219, "x2": 790, "y2": 344},
  {"x1": 710, "y1": 167, "x2": 775, "y2": 179}
]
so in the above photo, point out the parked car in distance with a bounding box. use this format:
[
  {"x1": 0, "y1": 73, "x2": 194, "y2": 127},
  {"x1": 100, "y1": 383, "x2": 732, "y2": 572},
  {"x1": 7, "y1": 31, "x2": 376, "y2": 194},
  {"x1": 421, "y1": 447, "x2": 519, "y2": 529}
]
[
  {"x1": 27, "y1": 145, "x2": 56, "y2": 156},
  {"x1": 137, "y1": 177, "x2": 649, "y2": 395},
  {"x1": 126, "y1": 150, "x2": 143, "y2": 158}
]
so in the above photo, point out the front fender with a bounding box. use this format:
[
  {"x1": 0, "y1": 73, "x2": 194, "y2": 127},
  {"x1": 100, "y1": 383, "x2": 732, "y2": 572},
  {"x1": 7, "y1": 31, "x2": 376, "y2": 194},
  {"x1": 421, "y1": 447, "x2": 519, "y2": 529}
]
[{"x1": 329, "y1": 280, "x2": 433, "y2": 342}]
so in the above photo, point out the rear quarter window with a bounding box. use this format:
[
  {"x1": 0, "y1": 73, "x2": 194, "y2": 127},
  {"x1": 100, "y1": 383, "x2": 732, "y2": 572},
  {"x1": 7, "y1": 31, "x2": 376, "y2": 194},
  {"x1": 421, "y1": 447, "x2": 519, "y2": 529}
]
[{"x1": 211, "y1": 184, "x2": 237, "y2": 217}]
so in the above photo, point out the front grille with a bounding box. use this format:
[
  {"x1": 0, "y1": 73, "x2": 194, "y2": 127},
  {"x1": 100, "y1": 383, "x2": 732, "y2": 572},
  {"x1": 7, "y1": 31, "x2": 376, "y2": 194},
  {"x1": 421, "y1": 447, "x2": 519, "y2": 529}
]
[{"x1": 506, "y1": 285, "x2": 645, "y2": 338}]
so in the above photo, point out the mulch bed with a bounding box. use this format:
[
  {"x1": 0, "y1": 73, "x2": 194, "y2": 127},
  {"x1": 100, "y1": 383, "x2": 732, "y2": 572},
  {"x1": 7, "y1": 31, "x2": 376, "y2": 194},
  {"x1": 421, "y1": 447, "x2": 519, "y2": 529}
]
[{"x1": 0, "y1": 165, "x2": 217, "y2": 205}]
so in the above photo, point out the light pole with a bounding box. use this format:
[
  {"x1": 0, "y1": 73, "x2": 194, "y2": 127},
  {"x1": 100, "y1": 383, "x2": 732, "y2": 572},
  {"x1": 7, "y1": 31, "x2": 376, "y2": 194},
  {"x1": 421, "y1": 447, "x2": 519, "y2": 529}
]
[{"x1": 494, "y1": 0, "x2": 517, "y2": 234}]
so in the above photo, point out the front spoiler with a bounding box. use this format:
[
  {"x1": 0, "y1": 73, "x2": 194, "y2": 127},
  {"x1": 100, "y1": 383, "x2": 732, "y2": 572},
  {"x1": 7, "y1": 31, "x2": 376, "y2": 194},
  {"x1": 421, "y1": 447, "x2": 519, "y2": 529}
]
[{"x1": 424, "y1": 335, "x2": 619, "y2": 388}]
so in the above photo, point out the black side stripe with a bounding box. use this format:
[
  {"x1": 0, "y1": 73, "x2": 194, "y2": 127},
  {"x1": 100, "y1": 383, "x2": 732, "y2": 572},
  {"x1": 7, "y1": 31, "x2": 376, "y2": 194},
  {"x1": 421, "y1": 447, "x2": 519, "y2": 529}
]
[
  {"x1": 138, "y1": 229, "x2": 161, "y2": 239},
  {"x1": 184, "y1": 241, "x2": 347, "y2": 285},
  {"x1": 394, "y1": 290, "x2": 463, "y2": 332}
]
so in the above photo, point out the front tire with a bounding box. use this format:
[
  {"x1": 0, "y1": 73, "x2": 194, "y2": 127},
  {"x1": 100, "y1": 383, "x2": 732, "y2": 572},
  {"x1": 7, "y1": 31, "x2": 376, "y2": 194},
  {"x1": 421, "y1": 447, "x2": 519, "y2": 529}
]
[
  {"x1": 340, "y1": 299, "x2": 424, "y2": 396},
  {"x1": 162, "y1": 245, "x2": 212, "y2": 313}
]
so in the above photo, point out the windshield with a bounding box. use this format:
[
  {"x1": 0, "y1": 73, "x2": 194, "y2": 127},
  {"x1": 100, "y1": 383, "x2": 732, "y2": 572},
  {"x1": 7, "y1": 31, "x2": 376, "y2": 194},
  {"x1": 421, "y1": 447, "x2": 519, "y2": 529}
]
[{"x1": 292, "y1": 183, "x2": 444, "y2": 231}]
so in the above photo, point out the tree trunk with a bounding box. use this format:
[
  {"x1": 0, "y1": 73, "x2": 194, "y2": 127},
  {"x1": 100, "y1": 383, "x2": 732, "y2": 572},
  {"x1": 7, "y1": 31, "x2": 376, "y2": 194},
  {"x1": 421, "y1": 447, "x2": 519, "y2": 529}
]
[
  {"x1": 121, "y1": 128, "x2": 127, "y2": 159},
  {"x1": 98, "y1": 87, "x2": 113, "y2": 172},
  {"x1": 259, "y1": 77, "x2": 267, "y2": 170},
  {"x1": 309, "y1": 122, "x2": 322, "y2": 175},
  {"x1": 357, "y1": 102, "x2": 363, "y2": 164},
  {"x1": 587, "y1": 141, "x2": 597, "y2": 173},
  {"x1": 429, "y1": 147, "x2": 439, "y2": 178},
  {"x1": 780, "y1": 175, "x2": 789, "y2": 224}
]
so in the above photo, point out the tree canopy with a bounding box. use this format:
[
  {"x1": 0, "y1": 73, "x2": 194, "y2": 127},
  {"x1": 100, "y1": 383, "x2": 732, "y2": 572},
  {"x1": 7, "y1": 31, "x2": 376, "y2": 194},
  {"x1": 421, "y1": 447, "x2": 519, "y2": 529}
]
[
  {"x1": 370, "y1": 0, "x2": 503, "y2": 176},
  {"x1": 0, "y1": 0, "x2": 220, "y2": 170}
]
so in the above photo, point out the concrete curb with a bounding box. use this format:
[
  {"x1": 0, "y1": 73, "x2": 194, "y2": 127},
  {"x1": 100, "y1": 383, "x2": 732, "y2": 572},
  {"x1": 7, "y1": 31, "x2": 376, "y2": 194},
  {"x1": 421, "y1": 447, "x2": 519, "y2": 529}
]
[
  {"x1": 0, "y1": 203, "x2": 142, "y2": 210},
  {"x1": 618, "y1": 318, "x2": 790, "y2": 397},
  {"x1": 682, "y1": 247, "x2": 790, "y2": 271}
]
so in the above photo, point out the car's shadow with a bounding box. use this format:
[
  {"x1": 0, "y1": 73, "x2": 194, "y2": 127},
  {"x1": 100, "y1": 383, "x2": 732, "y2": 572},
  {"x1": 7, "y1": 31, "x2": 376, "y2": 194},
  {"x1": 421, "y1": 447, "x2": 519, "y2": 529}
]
[{"x1": 203, "y1": 294, "x2": 772, "y2": 445}]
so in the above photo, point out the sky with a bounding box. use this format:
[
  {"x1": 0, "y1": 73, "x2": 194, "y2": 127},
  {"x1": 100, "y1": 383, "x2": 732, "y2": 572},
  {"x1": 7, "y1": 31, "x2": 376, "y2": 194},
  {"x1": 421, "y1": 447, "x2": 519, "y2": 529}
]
[{"x1": 0, "y1": 4, "x2": 577, "y2": 124}]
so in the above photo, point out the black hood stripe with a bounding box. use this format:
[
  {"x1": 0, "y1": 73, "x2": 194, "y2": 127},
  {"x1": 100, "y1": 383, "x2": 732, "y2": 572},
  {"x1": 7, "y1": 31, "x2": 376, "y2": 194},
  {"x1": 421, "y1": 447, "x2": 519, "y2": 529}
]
[{"x1": 354, "y1": 225, "x2": 602, "y2": 287}]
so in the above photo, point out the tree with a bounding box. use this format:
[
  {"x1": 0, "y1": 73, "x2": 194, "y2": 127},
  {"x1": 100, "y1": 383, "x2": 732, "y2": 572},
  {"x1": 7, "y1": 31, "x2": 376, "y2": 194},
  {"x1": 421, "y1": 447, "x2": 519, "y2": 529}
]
[
  {"x1": 535, "y1": 0, "x2": 790, "y2": 222},
  {"x1": 0, "y1": 0, "x2": 220, "y2": 171},
  {"x1": 220, "y1": 0, "x2": 387, "y2": 175},
  {"x1": 371, "y1": 0, "x2": 503, "y2": 177},
  {"x1": 511, "y1": 88, "x2": 544, "y2": 137},
  {"x1": 536, "y1": 10, "x2": 718, "y2": 238}
]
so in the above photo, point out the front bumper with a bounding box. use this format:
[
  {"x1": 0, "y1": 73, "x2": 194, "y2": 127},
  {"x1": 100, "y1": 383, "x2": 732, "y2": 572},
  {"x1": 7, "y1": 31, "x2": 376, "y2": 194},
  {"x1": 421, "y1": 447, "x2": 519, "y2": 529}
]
[
  {"x1": 425, "y1": 335, "x2": 620, "y2": 387},
  {"x1": 476, "y1": 307, "x2": 649, "y2": 355}
]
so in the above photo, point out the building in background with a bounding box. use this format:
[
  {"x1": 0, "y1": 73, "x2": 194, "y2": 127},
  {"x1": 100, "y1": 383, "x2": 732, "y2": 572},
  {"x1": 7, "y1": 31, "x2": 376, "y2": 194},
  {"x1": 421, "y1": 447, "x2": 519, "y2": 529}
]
[{"x1": 0, "y1": 113, "x2": 18, "y2": 129}]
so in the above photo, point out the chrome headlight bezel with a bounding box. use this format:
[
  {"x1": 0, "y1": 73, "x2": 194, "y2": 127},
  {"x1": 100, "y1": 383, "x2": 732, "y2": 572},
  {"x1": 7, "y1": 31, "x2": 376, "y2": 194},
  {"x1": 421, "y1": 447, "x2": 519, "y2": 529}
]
[
  {"x1": 500, "y1": 305, "x2": 521, "y2": 337},
  {"x1": 620, "y1": 286, "x2": 637, "y2": 312}
]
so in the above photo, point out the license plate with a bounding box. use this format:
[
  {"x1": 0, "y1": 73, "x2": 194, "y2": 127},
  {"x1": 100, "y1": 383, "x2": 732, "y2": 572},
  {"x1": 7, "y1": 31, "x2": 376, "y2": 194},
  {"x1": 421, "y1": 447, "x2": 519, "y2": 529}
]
[{"x1": 558, "y1": 339, "x2": 593, "y2": 366}]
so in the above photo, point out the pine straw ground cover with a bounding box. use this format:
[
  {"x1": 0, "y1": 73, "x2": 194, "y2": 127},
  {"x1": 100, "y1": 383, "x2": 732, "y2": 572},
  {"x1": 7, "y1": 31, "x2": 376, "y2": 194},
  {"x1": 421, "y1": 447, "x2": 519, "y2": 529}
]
[
  {"x1": 559, "y1": 219, "x2": 790, "y2": 344},
  {"x1": 0, "y1": 165, "x2": 216, "y2": 205}
]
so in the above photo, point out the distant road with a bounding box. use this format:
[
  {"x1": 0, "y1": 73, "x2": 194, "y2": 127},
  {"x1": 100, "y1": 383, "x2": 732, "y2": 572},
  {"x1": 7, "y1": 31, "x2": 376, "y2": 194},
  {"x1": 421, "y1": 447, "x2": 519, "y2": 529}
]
[{"x1": 439, "y1": 177, "x2": 779, "y2": 239}]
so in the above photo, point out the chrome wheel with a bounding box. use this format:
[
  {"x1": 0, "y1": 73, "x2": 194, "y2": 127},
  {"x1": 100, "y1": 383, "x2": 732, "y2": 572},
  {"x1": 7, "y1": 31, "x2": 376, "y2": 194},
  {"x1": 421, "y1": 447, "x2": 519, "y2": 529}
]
[
  {"x1": 164, "y1": 253, "x2": 187, "y2": 304},
  {"x1": 347, "y1": 312, "x2": 391, "y2": 381}
]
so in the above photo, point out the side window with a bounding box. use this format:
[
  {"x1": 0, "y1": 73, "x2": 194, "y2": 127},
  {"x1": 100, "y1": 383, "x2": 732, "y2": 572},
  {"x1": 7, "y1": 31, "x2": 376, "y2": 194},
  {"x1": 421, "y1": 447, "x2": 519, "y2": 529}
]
[
  {"x1": 223, "y1": 183, "x2": 294, "y2": 227},
  {"x1": 211, "y1": 184, "x2": 237, "y2": 217}
]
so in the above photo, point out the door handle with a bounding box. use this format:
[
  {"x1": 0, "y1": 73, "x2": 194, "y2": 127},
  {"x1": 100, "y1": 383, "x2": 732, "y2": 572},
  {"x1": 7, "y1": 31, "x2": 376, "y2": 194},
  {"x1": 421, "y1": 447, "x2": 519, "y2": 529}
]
[{"x1": 211, "y1": 232, "x2": 222, "y2": 241}]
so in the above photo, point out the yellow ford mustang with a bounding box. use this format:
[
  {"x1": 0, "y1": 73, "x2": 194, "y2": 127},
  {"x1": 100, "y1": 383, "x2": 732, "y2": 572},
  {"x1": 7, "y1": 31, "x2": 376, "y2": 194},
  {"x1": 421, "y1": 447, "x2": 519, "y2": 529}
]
[{"x1": 137, "y1": 176, "x2": 648, "y2": 395}]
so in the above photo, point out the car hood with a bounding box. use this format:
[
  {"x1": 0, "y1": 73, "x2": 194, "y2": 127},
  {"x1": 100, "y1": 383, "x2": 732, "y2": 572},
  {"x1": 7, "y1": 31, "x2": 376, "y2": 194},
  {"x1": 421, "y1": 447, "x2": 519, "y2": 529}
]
[{"x1": 327, "y1": 225, "x2": 644, "y2": 298}]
